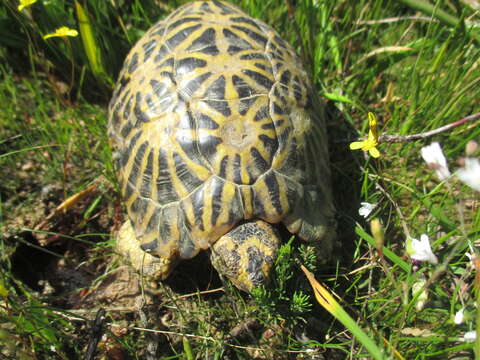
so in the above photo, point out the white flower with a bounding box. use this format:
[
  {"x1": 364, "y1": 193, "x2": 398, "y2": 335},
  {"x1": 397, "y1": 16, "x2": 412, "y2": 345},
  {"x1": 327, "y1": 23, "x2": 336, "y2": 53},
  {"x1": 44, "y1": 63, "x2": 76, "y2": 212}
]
[
  {"x1": 421, "y1": 142, "x2": 451, "y2": 180},
  {"x1": 412, "y1": 276, "x2": 428, "y2": 311},
  {"x1": 406, "y1": 234, "x2": 438, "y2": 264},
  {"x1": 457, "y1": 157, "x2": 480, "y2": 192},
  {"x1": 454, "y1": 309, "x2": 464, "y2": 325},
  {"x1": 462, "y1": 330, "x2": 476, "y2": 342},
  {"x1": 359, "y1": 202, "x2": 376, "y2": 218},
  {"x1": 466, "y1": 251, "x2": 475, "y2": 265}
]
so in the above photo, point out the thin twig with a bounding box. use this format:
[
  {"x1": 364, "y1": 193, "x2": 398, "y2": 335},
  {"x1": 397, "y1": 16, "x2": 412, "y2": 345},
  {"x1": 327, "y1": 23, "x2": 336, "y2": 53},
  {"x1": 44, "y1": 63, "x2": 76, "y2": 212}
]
[
  {"x1": 108, "y1": 324, "x2": 317, "y2": 353},
  {"x1": 174, "y1": 287, "x2": 225, "y2": 299},
  {"x1": 358, "y1": 16, "x2": 437, "y2": 24},
  {"x1": 358, "y1": 16, "x2": 478, "y2": 26},
  {"x1": 52, "y1": 310, "x2": 319, "y2": 354},
  {"x1": 378, "y1": 112, "x2": 480, "y2": 143},
  {"x1": 337, "y1": 112, "x2": 480, "y2": 145},
  {"x1": 141, "y1": 284, "x2": 224, "y2": 299},
  {"x1": 374, "y1": 182, "x2": 410, "y2": 238}
]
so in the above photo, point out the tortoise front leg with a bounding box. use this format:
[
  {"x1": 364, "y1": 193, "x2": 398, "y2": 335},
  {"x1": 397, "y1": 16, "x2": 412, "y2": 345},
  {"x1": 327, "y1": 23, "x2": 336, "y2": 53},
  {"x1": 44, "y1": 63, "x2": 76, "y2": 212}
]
[{"x1": 116, "y1": 220, "x2": 176, "y2": 280}]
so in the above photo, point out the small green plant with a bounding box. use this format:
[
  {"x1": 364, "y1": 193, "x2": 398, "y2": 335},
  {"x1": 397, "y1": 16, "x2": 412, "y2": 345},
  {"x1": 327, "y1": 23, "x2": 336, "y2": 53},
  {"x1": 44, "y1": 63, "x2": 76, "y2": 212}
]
[
  {"x1": 290, "y1": 291, "x2": 312, "y2": 315},
  {"x1": 251, "y1": 239, "x2": 316, "y2": 326},
  {"x1": 0, "y1": 273, "x2": 79, "y2": 357}
]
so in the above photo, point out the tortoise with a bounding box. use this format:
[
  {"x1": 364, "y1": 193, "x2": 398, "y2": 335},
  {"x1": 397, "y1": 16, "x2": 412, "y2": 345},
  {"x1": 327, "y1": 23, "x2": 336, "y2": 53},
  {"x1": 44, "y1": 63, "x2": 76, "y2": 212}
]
[{"x1": 108, "y1": 0, "x2": 336, "y2": 292}]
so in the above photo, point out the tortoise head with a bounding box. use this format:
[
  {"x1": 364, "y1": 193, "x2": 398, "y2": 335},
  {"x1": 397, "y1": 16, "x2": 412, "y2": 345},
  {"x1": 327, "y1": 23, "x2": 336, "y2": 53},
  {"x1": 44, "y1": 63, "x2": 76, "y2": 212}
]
[{"x1": 209, "y1": 220, "x2": 280, "y2": 292}]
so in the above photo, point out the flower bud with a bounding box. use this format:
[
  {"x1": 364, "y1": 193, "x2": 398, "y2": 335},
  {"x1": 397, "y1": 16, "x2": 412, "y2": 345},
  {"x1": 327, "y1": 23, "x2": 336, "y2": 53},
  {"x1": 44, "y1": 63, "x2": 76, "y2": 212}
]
[
  {"x1": 370, "y1": 218, "x2": 384, "y2": 251},
  {"x1": 466, "y1": 140, "x2": 478, "y2": 157}
]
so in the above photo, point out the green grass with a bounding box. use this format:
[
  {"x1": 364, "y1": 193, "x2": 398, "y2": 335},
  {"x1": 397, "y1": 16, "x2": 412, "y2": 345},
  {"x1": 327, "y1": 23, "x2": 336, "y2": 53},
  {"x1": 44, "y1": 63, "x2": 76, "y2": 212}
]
[{"x1": 1, "y1": 0, "x2": 480, "y2": 358}]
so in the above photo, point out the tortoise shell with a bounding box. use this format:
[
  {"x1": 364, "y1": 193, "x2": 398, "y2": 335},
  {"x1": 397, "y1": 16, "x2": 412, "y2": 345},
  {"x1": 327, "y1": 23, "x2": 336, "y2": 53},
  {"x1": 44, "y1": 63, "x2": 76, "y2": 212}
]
[{"x1": 108, "y1": 0, "x2": 335, "y2": 273}]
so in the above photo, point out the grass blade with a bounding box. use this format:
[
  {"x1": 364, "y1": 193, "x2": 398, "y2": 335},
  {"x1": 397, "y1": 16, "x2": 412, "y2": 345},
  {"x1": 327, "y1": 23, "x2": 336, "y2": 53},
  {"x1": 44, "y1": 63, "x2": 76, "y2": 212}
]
[
  {"x1": 74, "y1": 1, "x2": 109, "y2": 84},
  {"x1": 301, "y1": 265, "x2": 386, "y2": 360},
  {"x1": 355, "y1": 225, "x2": 411, "y2": 273},
  {"x1": 398, "y1": 0, "x2": 460, "y2": 27},
  {"x1": 398, "y1": 0, "x2": 480, "y2": 43}
]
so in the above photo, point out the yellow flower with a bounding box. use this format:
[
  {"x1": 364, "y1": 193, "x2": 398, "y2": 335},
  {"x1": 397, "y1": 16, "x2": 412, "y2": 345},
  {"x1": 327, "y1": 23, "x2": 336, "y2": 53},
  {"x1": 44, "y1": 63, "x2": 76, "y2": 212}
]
[
  {"x1": 18, "y1": 0, "x2": 37, "y2": 11},
  {"x1": 349, "y1": 112, "x2": 381, "y2": 158},
  {"x1": 43, "y1": 26, "x2": 79, "y2": 40}
]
